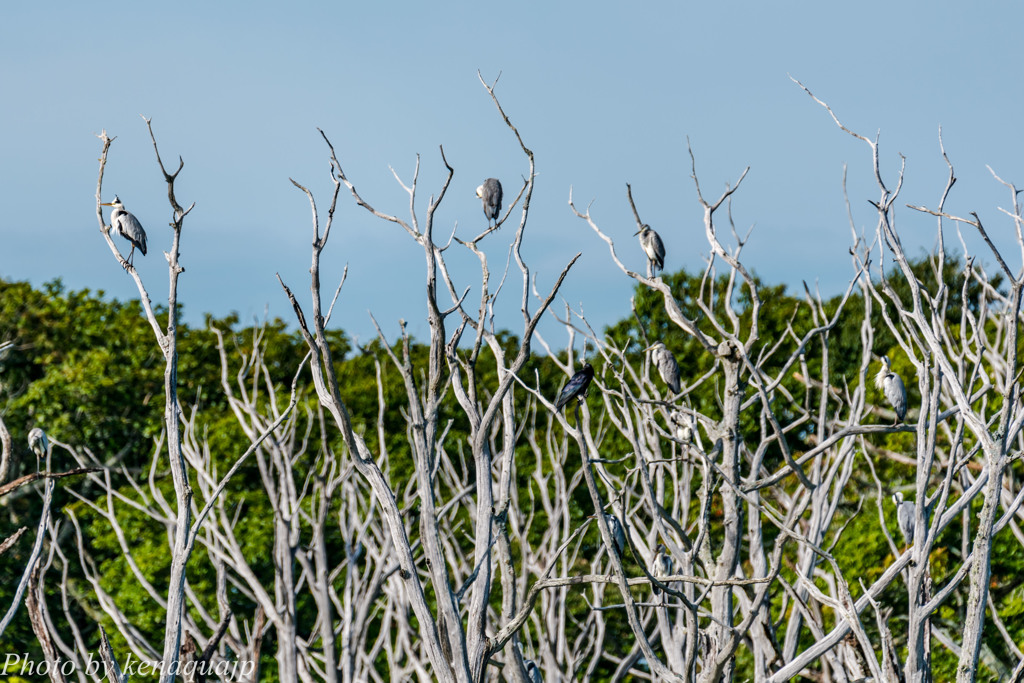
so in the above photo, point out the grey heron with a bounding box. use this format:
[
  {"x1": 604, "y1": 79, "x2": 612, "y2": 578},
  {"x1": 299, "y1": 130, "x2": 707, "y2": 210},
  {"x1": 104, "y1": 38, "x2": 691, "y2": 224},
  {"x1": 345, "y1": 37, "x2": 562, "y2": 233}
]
[
  {"x1": 875, "y1": 355, "x2": 907, "y2": 425},
  {"x1": 555, "y1": 362, "x2": 594, "y2": 411},
  {"x1": 652, "y1": 542, "x2": 672, "y2": 595},
  {"x1": 101, "y1": 196, "x2": 148, "y2": 267},
  {"x1": 524, "y1": 659, "x2": 542, "y2": 683},
  {"x1": 635, "y1": 224, "x2": 665, "y2": 275},
  {"x1": 646, "y1": 342, "x2": 681, "y2": 393},
  {"x1": 28, "y1": 427, "x2": 48, "y2": 473},
  {"x1": 476, "y1": 178, "x2": 503, "y2": 227},
  {"x1": 893, "y1": 491, "x2": 914, "y2": 547}
]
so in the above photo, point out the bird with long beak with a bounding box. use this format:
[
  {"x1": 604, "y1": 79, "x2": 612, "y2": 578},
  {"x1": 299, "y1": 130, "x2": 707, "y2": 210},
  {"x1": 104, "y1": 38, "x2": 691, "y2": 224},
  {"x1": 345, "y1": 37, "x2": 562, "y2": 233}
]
[
  {"x1": 635, "y1": 224, "x2": 665, "y2": 275},
  {"x1": 101, "y1": 196, "x2": 148, "y2": 267},
  {"x1": 875, "y1": 355, "x2": 907, "y2": 425}
]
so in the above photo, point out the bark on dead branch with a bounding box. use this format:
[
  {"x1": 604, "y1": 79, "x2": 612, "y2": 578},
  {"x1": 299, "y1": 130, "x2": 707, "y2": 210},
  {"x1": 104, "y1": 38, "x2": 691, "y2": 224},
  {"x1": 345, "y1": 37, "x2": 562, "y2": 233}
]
[{"x1": 6, "y1": 80, "x2": 1023, "y2": 683}]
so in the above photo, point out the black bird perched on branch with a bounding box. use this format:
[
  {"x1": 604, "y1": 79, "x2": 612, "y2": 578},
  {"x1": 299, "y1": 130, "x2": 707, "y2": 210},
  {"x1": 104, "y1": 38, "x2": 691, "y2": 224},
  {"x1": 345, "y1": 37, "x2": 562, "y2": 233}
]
[
  {"x1": 101, "y1": 196, "x2": 148, "y2": 266},
  {"x1": 476, "y1": 178, "x2": 503, "y2": 227},
  {"x1": 555, "y1": 362, "x2": 594, "y2": 411},
  {"x1": 875, "y1": 355, "x2": 907, "y2": 425},
  {"x1": 635, "y1": 224, "x2": 665, "y2": 275}
]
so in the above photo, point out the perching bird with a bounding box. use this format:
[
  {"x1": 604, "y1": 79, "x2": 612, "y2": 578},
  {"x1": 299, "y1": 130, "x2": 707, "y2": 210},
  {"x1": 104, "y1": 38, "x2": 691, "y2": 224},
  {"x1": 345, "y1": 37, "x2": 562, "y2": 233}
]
[
  {"x1": 646, "y1": 342, "x2": 681, "y2": 393},
  {"x1": 101, "y1": 196, "x2": 148, "y2": 267},
  {"x1": 28, "y1": 427, "x2": 48, "y2": 473},
  {"x1": 606, "y1": 513, "x2": 625, "y2": 557},
  {"x1": 669, "y1": 410, "x2": 694, "y2": 442},
  {"x1": 555, "y1": 362, "x2": 594, "y2": 411},
  {"x1": 893, "y1": 491, "x2": 915, "y2": 547},
  {"x1": 875, "y1": 355, "x2": 907, "y2": 425},
  {"x1": 635, "y1": 224, "x2": 665, "y2": 275},
  {"x1": 476, "y1": 178, "x2": 503, "y2": 227},
  {"x1": 524, "y1": 659, "x2": 542, "y2": 683},
  {"x1": 589, "y1": 512, "x2": 625, "y2": 557},
  {"x1": 652, "y1": 543, "x2": 673, "y2": 595}
]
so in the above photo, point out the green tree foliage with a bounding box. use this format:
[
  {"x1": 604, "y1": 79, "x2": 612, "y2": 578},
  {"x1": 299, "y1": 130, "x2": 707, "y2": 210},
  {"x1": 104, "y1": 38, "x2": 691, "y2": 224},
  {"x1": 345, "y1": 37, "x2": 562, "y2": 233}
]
[{"x1": 1, "y1": 255, "x2": 1020, "y2": 680}]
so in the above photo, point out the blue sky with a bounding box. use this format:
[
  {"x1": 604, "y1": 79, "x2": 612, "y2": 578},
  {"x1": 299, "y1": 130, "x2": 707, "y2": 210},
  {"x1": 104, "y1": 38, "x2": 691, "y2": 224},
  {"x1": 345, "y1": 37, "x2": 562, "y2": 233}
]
[{"x1": 2, "y1": 2, "x2": 1022, "y2": 348}]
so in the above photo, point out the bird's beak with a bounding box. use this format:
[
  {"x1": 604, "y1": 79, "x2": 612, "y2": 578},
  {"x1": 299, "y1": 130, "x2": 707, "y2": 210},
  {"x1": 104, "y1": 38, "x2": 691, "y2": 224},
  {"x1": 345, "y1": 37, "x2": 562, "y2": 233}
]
[
  {"x1": 633, "y1": 229, "x2": 642, "y2": 236},
  {"x1": 100, "y1": 202, "x2": 113, "y2": 206}
]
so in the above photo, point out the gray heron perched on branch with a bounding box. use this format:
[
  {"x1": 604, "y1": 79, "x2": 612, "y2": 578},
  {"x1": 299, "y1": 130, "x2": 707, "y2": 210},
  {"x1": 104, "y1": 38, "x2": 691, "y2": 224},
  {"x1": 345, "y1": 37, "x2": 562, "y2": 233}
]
[
  {"x1": 646, "y1": 342, "x2": 681, "y2": 393},
  {"x1": 893, "y1": 491, "x2": 914, "y2": 547},
  {"x1": 28, "y1": 427, "x2": 48, "y2": 473},
  {"x1": 652, "y1": 543, "x2": 672, "y2": 595},
  {"x1": 555, "y1": 362, "x2": 594, "y2": 411},
  {"x1": 875, "y1": 355, "x2": 907, "y2": 425},
  {"x1": 101, "y1": 196, "x2": 148, "y2": 266},
  {"x1": 635, "y1": 224, "x2": 665, "y2": 275},
  {"x1": 476, "y1": 178, "x2": 502, "y2": 227}
]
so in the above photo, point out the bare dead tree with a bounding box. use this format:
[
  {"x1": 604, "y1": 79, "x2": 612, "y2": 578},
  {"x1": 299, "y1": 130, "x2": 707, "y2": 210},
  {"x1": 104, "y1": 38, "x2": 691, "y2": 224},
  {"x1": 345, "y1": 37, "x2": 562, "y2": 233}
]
[
  {"x1": 790, "y1": 78, "x2": 1024, "y2": 683},
  {"x1": 275, "y1": 73, "x2": 587, "y2": 683},
  {"x1": 7, "y1": 78, "x2": 1023, "y2": 683},
  {"x1": 539, "y1": 79, "x2": 1024, "y2": 683},
  {"x1": 92, "y1": 122, "x2": 199, "y2": 680},
  {"x1": 47, "y1": 325, "x2": 306, "y2": 682}
]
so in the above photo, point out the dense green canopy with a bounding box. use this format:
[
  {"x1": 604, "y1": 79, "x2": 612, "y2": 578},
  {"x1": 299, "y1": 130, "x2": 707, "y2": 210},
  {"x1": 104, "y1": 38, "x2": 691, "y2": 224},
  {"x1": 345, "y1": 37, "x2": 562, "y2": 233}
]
[{"x1": 0, "y1": 257, "x2": 1020, "y2": 681}]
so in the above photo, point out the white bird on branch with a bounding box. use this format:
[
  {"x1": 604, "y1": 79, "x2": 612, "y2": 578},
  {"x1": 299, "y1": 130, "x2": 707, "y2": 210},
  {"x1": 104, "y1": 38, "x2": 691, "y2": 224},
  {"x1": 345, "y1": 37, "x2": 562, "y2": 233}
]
[
  {"x1": 875, "y1": 355, "x2": 907, "y2": 425},
  {"x1": 101, "y1": 196, "x2": 148, "y2": 267}
]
